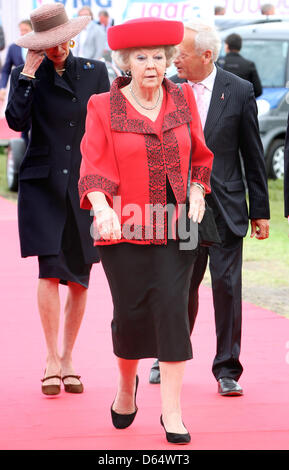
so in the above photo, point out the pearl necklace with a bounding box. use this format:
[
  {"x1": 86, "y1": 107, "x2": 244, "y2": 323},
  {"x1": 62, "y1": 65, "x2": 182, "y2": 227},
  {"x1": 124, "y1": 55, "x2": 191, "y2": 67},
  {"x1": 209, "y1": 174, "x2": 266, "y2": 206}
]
[{"x1": 129, "y1": 85, "x2": 161, "y2": 110}]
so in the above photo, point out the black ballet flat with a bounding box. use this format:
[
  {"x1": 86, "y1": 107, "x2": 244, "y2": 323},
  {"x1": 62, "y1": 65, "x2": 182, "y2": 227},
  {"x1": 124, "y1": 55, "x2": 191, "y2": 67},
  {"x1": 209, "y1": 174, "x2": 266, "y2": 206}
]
[
  {"x1": 160, "y1": 415, "x2": 191, "y2": 444},
  {"x1": 111, "y1": 375, "x2": 139, "y2": 429}
]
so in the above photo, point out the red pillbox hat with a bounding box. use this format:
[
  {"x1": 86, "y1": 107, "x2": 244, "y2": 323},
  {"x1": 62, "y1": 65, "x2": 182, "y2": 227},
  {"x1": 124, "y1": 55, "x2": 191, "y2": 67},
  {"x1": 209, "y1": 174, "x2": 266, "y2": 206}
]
[{"x1": 108, "y1": 17, "x2": 184, "y2": 50}]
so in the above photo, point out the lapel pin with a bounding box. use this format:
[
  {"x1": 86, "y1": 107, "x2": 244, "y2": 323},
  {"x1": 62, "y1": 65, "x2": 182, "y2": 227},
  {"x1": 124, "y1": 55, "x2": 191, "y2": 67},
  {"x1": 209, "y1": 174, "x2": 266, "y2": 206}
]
[
  {"x1": 221, "y1": 93, "x2": 225, "y2": 100},
  {"x1": 84, "y1": 62, "x2": 95, "y2": 70}
]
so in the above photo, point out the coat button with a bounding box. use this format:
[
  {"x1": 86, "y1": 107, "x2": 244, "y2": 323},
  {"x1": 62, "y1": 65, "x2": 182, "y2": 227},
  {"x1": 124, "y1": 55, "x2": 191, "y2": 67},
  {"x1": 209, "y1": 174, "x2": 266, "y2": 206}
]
[
  {"x1": 63, "y1": 169, "x2": 68, "y2": 174},
  {"x1": 69, "y1": 121, "x2": 76, "y2": 127},
  {"x1": 72, "y1": 97, "x2": 77, "y2": 103},
  {"x1": 65, "y1": 145, "x2": 71, "y2": 151}
]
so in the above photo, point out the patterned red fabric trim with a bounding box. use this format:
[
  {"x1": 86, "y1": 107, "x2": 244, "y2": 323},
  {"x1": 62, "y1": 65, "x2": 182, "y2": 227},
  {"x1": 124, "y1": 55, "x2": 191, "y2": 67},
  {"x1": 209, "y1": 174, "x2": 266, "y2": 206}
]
[
  {"x1": 78, "y1": 174, "x2": 118, "y2": 201},
  {"x1": 143, "y1": 129, "x2": 186, "y2": 243},
  {"x1": 162, "y1": 79, "x2": 192, "y2": 132},
  {"x1": 110, "y1": 76, "x2": 192, "y2": 134},
  {"x1": 108, "y1": 76, "x2": 192, "y2": 244},
  {"x1": 110, "y1": 76, "x2": 155, "y2": 134},
  {"x1": 191, "y1": 166, "x2": 211, "y2": 186},
  {"x1": 162, "y1": 130, "x2": 185, "y2": 204}
]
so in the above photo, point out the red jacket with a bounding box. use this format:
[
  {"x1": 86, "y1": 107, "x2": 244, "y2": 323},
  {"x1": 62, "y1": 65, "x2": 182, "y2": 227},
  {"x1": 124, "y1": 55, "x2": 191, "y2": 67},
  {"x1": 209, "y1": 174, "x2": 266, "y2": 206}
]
[{"x1": 79, "y1": 77, "x2": 213, "y2": 245}]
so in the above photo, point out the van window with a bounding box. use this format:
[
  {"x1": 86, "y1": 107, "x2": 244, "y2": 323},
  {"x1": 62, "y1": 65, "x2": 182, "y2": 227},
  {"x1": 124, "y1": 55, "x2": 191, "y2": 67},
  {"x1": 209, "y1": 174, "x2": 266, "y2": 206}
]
[{"x1": 241, "y1": 40, "x2": 288, "y2": 88}]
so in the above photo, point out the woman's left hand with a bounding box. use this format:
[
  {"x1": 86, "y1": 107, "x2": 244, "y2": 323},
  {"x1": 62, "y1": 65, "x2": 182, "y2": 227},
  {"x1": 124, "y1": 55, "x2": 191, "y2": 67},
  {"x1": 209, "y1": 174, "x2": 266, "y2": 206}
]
[{"x1": 188, "y1": 185, "x2": 205, "y2": 223}]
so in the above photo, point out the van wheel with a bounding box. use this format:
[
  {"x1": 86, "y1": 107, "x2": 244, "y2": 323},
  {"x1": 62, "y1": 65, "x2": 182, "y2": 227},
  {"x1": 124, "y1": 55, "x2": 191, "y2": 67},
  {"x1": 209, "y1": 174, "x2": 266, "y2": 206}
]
[
  {"x1": 6, "y1": 138, "x2": 26, "y2": 191},
  {"x1": 266, "y1": 139, "x2": 284, "y2": 179}
]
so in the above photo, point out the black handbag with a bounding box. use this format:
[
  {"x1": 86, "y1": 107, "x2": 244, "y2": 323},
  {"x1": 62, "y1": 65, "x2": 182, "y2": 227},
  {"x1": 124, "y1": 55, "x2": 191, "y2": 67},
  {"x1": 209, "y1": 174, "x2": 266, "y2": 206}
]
[{"x1": 180, "y1": 121, "x2": 221, "y2": 249}]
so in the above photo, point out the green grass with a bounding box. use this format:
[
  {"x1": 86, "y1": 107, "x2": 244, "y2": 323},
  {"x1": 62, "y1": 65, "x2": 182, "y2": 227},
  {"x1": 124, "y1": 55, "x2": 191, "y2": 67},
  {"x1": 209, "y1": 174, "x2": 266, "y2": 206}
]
[
  {"x1": 197, "y1": 178, "x2": 289, "y2": 316},
  {"x1": 0, "y1": 148, "x2": 17, "y2": 201},
  {"x1": 243, "y1": 179, "x2": 289, "y2": 287}
]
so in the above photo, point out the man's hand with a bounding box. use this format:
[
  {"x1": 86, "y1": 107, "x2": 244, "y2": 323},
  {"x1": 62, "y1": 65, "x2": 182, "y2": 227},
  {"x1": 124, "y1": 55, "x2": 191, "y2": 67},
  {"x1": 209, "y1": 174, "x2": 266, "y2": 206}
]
[{"x1": 250, "y1": 219, "x2": 269, "y2": 240}]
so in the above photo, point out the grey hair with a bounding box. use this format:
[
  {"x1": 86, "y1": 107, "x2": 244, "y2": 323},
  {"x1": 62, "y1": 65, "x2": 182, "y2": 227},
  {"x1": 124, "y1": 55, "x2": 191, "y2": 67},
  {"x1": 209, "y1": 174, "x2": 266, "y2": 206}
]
[
  {"x1": 111, "y1": 46, "x2": 177, "y2": 73},
  {"x1": 184, "y1": 22, "x2": 221, "y2": 62}
]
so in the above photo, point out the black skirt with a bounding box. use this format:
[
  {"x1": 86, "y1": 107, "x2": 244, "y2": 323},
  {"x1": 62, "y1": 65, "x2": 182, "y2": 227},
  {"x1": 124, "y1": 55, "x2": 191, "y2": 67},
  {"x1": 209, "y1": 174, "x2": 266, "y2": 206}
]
[
  {"x1": 38, "y1": 197, "x2": 92, "y2": 288},
  {"x1": 98, "y1": 240, "x2": 197, "y2": 362}
]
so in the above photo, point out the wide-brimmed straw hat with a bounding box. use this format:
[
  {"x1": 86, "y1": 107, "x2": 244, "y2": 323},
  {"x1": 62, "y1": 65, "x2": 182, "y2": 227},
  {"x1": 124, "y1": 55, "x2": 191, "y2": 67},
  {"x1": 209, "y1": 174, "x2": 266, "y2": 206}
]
[
  {"x1": 108, "y1": 17, "x2": 184, "y2": 51},
  {"x1": 16, "y1": 3, "x2": 90, "y2": 50}
]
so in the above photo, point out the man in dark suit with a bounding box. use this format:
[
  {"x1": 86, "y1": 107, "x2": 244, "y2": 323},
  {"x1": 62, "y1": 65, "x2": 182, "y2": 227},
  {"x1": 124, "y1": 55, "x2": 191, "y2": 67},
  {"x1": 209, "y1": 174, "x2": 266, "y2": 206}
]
[
  {"x1": 0, "y1": 20, "x2": 32, "y2": 145},
  {"x1": 218, "y1": 33, "x2": 262, "y2": 98},
  {"x1": 0, "y1": 43, "x2": 25, "y2": 93},
  {"x1": 0, "y1": 20, "x2": 32, "y2": 98},
  {"x1": 149, "y1": 23, "x2": 270, "y2": 396}
]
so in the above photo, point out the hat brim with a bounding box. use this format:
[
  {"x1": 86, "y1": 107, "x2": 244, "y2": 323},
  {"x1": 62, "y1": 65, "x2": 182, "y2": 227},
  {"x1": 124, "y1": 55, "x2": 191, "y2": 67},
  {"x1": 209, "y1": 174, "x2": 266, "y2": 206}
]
[{"x1": 15, "y1": 16, "x2": 90, "y2": 50}]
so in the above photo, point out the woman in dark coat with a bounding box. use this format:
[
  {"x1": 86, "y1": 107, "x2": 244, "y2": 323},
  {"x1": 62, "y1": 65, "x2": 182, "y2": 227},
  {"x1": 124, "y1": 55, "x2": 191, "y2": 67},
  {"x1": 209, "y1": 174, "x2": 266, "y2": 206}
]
[{"x1": 5, "y1": 4, "x2": 110, "y2": 395}]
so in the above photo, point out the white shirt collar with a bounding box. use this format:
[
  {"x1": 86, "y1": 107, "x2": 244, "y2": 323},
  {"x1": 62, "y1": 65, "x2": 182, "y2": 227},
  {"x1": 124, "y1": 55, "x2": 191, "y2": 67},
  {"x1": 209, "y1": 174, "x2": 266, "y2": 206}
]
[{"x1": 188, "y1": 64, "x2": 217, "y2": 91}]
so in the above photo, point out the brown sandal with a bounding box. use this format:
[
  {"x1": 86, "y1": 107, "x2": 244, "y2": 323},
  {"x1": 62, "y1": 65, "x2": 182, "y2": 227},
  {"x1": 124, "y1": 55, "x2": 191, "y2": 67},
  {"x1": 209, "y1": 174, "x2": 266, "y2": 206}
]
[
  {"x1": 61, "y1": 375, "x2": 84, "y2": 394},
  {"x1": 41, "y1": 375, "x2": 61, "y2": 395}
]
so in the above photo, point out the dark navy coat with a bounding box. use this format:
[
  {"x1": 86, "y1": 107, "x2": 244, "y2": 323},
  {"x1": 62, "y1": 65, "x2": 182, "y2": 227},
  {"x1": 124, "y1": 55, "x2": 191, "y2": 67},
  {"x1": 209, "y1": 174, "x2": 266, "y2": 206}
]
[
  {"x1": 218, "y1": 51, "x2": 262, "y2": 98},
  {"x1": 0, "y1": 43, "x2": 24, "y2": 88},
  {"x1": 5, "y1": 52, "x2": 110, "y2": 263}
]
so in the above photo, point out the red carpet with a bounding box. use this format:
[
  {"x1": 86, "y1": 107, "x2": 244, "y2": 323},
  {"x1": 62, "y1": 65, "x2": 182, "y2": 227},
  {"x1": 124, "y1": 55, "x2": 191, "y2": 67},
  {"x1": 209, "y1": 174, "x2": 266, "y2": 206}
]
[
  {"x1": 0, "y1": 195, "x2": 289, "y2": 451},
  {"x1": 0, "y1": 117, "x2": 20, "y2": 141}
]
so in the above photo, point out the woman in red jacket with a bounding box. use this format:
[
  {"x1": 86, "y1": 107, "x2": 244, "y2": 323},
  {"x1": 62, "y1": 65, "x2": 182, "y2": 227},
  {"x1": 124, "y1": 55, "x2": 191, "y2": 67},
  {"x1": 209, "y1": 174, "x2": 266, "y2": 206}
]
[{"x1": 79, "y1": 18, "x2": 213, "y2": 444}]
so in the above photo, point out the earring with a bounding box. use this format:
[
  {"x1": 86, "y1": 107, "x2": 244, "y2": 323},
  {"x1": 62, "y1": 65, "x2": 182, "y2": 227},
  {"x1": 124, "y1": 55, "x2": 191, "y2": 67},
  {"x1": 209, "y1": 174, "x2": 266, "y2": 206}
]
[
  {"x1": 126, "y1": 70, "x2": 131, "y2": 77},
  {"x1": 70, "y1": 39, "x2": 75, "y2": 48}
]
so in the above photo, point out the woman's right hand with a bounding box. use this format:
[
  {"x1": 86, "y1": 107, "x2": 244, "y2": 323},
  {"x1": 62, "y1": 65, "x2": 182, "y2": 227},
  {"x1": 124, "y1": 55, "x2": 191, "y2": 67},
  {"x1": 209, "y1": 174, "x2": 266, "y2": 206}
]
[
  {"x1": 22, "y1": 49, "x2": 45, "y2": 77},
  {"x1": 94, "y1": 206, "x2": 121, "y2": 240},
  {"x1": 188, "y1": 184, "x2": 205, "y2": 223}
]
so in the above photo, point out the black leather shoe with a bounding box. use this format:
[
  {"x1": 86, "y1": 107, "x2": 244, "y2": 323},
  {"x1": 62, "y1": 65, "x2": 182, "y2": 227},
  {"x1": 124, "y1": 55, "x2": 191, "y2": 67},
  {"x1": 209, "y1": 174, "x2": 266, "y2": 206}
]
[
  {"x1": 111, "y1": 375, "x2": 139, "y2": 429},
  {"x1": 149, "y1": 359, "x2": 160, "y2": 384},
  {"x1": 218, "y1": 377, "x2": 243, "y2": 396},
  {"x1": 160, "y1": 415, "x2": 191, "y2": 445}
]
